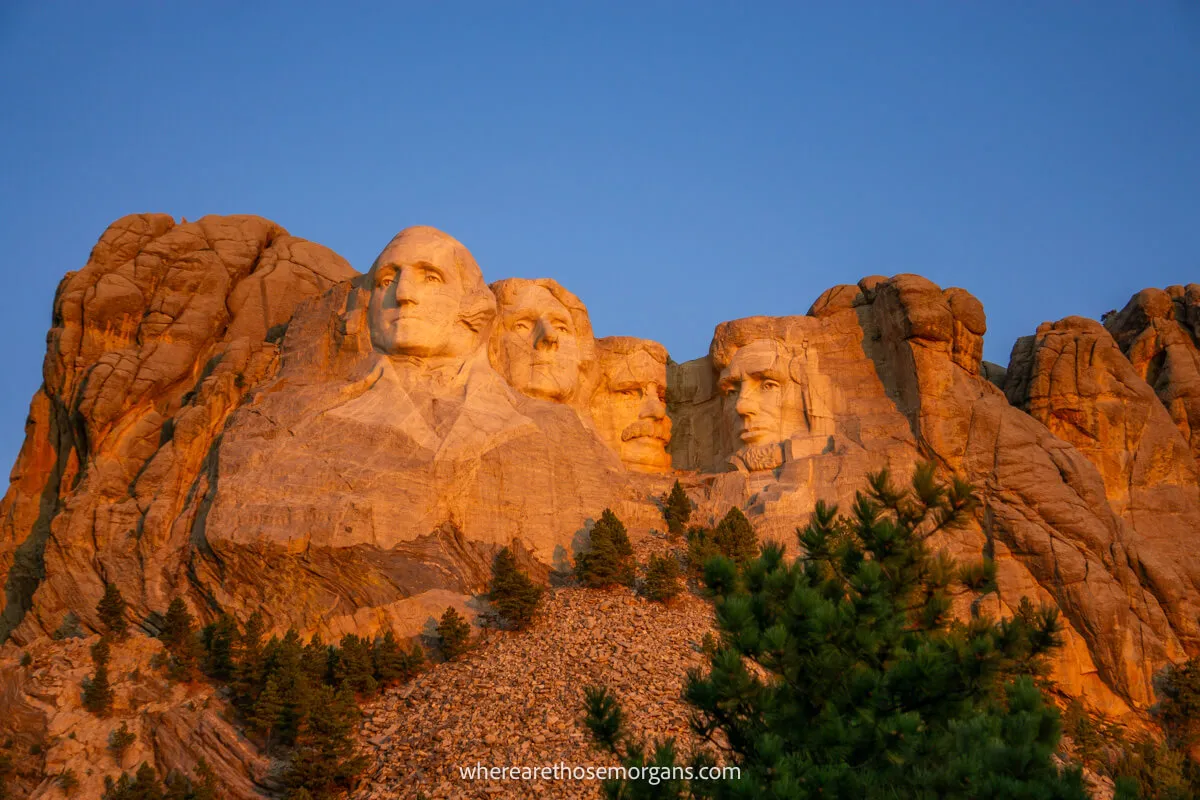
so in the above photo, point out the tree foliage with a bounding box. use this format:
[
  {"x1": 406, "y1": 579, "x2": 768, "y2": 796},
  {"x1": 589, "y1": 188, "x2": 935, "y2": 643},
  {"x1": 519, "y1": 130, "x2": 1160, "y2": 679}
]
[
  {"x1": 663, "y1": 480, "x2": 692, "y2": 537},
  {"x1": 83, "y1": 636, "x2": 115, "y2": 716},
  {"x1": 437, "y1": 607, "x2": 472, "y2": 661},
  {"x1": 686, "y1": 506, "x2": 759, "y2": 575},
  {"x1": 642, "y1": 554, "x2": 682, "y2": 604},
  {"x1": 188, "y1": 611, "x2": 423, "y2": 797},
  {"x1": 576, "y1": 508, "x2": 635, "y2": 588},
  {"x1": 489, "y1": 546, "x2": 544, "y2": 630},
  {"x1": 587, "y1": 464, "x2": 1089, "y2": 799},
  {"x1": 97, "y1": 583, "x2": 129, "y2": 639}
]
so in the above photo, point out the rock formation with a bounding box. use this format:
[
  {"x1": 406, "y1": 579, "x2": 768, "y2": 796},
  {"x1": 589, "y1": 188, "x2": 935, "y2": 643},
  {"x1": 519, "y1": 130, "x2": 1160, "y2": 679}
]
[{"x1": 1, "y1": 215, "x2": 1199, "y2": 796}]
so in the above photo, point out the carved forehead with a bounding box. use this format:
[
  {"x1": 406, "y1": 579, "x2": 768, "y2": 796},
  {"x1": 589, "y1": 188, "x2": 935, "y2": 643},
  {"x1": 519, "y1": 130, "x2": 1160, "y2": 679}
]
[
  {"x1": 597, "y1": 336, "x2": 668, "y2": 387},
  {"x1": 500, "y1": 284, "x2": 570, "y2": 320},
  {"x1": 721, "y1": 339, "x2": 789, "y2": 380},
  {"x1": 369, "y1": 226, "x2": 485, "y2": 292},
  {"x1": 491, "y1": 277, "x2": 594, "y2": 342},
  {"x1": 603, "y1": 351, "x2": 666, "y2": 388}
]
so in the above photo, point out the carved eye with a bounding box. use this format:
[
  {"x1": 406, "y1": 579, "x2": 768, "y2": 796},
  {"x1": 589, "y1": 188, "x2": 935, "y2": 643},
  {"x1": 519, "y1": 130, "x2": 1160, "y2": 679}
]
[
  {"x1": 721, "y1": 383, "x2": 739, "y2": 397},
  {"x1": 424, "y1": 271, "x2": 443, "y2": 284},
  {"x1": 619, "y1": 388, "x2": 641, "y2": 398},
  {"x1": 377, "y1": 274, "x2": 395, "y2": 288},
  {"x1": 762, "y1": 380, "x2": 781, "y2": 391},
  {"x1": 512, "y1": 320, "x2": 533, "y2": 333},
  {"x1": 554, "y1": 323, "x2": 570, "y2": 334}
]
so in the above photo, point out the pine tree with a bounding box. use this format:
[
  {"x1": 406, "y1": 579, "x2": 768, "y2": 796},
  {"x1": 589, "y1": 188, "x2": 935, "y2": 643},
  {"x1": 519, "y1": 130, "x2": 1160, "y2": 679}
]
[
  {"x1": 200, "y1": 613, "x2": 238, "y2": 680},
  {"x1": 97, "y1": 583, "x2": 128, "y2": 639},
  {"x1": 334, "y1": 633, "x2": 378, "y2": 695},
  {"x1": 712, "y1": 505, "x2": 757, "y2": 565},
  {"x1": 663, "y1": 480, "x2": 692, "y2": 536},
  {"x1": 583, "y1": 685, "x2": 624, "y2": 752},
  {"x1": 576, "y1": 508, "x2": 635, "y2": 588},
  {"x1": 373, "y1": 630, "x2": 423, "y2": 685},
  {"x1": 272, "y1": 629, "x2": 314, "y2": 747},
  {"x1": 232, "y1": 612, "x2": 267, "y2": 709},
  {"x1": 642, "y1": 554, "x2": 682, "y2": 603},
  {"x1": 159, "y1": 599, "x2": 193, "y2": 652},
  {"x1": 159, "y1": 598, "x2": 200, "y2": 682},
  {"x1": 488, "y1": 547, "x2": 544, "y2": 630},
  {"x1": 437, "y1": 607, "x2": 471, "y2": 661},
  {"x1": 251, "y1": 674, "x2": 284, "y2": 749},
  {"x1": 281, "y1": 684, "x2": 368, "y2": 799},
  {"x1": 302, "y1": 632, "x2": 332, "y2": 685},
  {"x1": 83, "y1": 637, "x2": 115, "y2": 715},
  {"x1": 587, "y1": 465, "x2": 1088, "y2": 799}
]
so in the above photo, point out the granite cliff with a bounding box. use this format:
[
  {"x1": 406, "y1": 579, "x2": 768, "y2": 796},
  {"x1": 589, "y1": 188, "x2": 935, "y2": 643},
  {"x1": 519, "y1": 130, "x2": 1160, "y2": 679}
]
[{"x1": 1, "y1": 214, "x2": 1198, "y2": 796}]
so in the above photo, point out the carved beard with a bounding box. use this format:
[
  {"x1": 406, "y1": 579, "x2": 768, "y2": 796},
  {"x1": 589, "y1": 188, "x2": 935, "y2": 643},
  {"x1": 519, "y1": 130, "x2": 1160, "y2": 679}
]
[{"x1": 731, "y1": 441, "x2": 787, "y2": 473}]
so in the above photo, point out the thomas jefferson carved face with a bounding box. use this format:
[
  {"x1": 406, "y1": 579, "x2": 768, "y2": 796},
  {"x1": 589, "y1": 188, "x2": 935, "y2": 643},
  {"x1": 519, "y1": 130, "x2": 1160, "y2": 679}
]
[
  {"x1": 717, "y1": 339, "x2": 791, "y2": 450},
  {"x1": 493, "y1": 282, "x2": 583, "y2": 402},
  {"x1": 366, "y1": 227, "x2": 492, "y2": 360},
  {"x1": 592, "y1": 338, "x2": 672, "y2": 473}
]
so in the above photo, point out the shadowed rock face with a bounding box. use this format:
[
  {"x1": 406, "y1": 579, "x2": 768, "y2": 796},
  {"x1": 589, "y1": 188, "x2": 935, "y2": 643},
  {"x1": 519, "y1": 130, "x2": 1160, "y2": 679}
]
[{"x1": 3, "y1": 217, "x2": 1200, "y2": 759}]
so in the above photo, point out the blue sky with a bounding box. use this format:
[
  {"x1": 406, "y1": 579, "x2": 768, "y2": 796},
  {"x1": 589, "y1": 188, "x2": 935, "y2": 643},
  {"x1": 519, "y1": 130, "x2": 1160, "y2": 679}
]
[{"x1": 1, "y1": 2, "x2": 1197, "y2": 470}]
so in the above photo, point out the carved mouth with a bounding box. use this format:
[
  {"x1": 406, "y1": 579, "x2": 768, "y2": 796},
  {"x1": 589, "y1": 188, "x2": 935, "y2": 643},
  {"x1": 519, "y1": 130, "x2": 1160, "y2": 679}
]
[{"x1": 621, "y1": 420, "x2": 669, "y2": 442}]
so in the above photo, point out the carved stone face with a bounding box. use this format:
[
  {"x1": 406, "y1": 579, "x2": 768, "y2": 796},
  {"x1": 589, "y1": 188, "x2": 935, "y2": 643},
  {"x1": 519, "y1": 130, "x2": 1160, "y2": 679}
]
[
  {"x1": 592, "y1": 341, "x2": 672, "y2": 472},
  {"x1": 718, "y1": 339, "x2": 792, "y2": 450},
  {"x1": 367, "y1": 229, "x2": 473, "y2": 359},
  {"x1": 494, "y1": 283, "x2": 583, "y2": 402}
]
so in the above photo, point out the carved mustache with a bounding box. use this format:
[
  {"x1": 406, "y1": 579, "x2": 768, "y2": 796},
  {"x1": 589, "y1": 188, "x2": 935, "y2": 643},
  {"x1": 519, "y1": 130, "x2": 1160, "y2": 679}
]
[{"x1": 621, "y1": 419, "x2": 671, "y2": 442}]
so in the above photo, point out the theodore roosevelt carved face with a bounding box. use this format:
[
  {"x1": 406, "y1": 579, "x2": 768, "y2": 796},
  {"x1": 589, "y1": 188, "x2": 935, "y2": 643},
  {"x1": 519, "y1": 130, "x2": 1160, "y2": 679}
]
[
  {"x1": 366, "y1": 226, "x2": 495, "y2": 361},
  {"x1": 591, "y1": 337, "x2": 672, "y2": 473},
  {"x1": 489, "y1": 278, "x2": 594, "y2": 404}
]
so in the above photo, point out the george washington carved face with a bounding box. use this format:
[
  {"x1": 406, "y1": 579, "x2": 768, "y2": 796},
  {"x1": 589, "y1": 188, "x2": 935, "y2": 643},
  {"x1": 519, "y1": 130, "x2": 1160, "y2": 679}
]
[{"x1": 366, "y1": 226, "x2": 495, "y2": 360}]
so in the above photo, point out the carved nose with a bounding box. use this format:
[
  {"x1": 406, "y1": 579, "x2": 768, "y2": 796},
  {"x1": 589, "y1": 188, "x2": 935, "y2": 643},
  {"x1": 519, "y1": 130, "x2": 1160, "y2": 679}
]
[
  {"x1": 640, "y1": 388, "x2": 666, "y2": 419},
  {"x1": 534, "y1": 319, "x2": 559, "y2": 349},
  {"x1": 735, "y1": 390, "x2": 756, "y2": 418},
  {"x1": 394, "y1": 272, "x2": 419, "y2": 305}
]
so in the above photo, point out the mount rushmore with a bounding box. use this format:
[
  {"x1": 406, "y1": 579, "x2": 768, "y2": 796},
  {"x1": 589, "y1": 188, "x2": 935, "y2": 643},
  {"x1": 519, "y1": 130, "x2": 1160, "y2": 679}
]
[{"x1": 2, "y1": 213, "x2": 1199, "y2": 730}]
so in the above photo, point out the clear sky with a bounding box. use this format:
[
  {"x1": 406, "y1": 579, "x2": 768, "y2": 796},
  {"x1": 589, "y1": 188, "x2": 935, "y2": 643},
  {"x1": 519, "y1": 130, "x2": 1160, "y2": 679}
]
[{"x1": 1, "y1": 2, "x2": 1197, "y2": 471}]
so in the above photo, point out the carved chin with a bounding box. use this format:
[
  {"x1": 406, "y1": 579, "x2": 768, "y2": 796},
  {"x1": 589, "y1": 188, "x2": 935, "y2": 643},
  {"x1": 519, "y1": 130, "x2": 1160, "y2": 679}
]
[{"x1": 517, "y1": 370, "x2": 574, "y2": 402}]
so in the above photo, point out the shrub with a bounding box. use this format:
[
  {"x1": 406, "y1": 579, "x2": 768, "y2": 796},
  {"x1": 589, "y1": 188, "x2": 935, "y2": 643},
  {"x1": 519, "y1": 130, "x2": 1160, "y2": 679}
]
[
  {"x1": 437, "y1": 607, "x2": 471, "y2": 662},
  {"x1": 83, "y1": 637, "x2": 114, "y2": 716},
  {"x1": 107, "y1": 722, "x2": 136, "y2": 763},
  {"x1": 54, "y1": 611, "x2": 83, "y2": 640},
  {"x1": 575, "y1": 509, "x2": 634, "y2": 588},
  {"x1": 56, "y1": 769, "x2": 78, "y2": 795},
  {"x1": 97, "y1": 583, "x2": 128, "y2": 639},
  {"x1": 641, "y1": 554, "x2": 681, "y2": 603},
  {"x1": 489, "y1": 547, "x2": 544, "y2": 630},
  {"x1": 662, "y1": 480, "x2": 691, "y2": 537}
]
